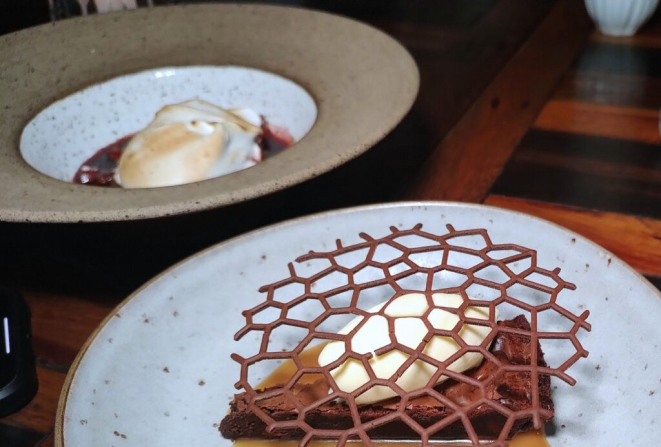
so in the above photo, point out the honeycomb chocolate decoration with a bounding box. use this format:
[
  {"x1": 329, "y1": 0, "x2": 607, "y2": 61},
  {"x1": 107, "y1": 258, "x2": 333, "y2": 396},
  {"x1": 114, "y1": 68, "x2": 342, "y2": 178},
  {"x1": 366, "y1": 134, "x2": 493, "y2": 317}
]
[{"x1": 227, "y1": 224, "x2": 591, "y2": 446}]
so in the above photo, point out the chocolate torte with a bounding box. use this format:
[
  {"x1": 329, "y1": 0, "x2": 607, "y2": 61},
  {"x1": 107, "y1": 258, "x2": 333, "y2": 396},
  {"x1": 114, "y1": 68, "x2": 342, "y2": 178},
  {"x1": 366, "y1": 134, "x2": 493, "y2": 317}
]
[{"x1": 220, "y1": 315, "x2": 553, "y2": 440}]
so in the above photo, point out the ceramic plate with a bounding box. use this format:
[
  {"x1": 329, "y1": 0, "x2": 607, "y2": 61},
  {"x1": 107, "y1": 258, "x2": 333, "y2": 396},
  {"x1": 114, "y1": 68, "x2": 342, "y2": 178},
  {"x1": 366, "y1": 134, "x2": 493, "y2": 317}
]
[
  {"x1": 0, "y1": 4, "x2": 418, "y2": 222},
  {"x1": 56, "y1": 202, "x2": 661, "y2": 446}
]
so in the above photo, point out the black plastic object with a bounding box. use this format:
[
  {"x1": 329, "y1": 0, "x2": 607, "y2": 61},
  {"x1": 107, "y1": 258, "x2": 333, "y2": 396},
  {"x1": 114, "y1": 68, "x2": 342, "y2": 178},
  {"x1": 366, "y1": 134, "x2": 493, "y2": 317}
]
[{"x1": 0, "y1": 288, "x2": 38, "y2": 417}]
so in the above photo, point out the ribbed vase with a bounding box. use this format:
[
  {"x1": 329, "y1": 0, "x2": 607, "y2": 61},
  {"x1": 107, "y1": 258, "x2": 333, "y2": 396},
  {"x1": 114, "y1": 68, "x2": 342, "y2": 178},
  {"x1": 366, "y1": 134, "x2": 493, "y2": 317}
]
[{"x1": 585, "y1": 0, "x2": 659, "y2": 36}]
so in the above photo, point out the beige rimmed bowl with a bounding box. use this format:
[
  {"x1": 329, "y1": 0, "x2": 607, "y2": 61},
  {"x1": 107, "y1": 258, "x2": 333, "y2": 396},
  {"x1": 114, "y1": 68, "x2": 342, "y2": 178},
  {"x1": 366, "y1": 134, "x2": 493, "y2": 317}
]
[{"x1": 0, "y1": 4, "x2": 418, "y2": 223}]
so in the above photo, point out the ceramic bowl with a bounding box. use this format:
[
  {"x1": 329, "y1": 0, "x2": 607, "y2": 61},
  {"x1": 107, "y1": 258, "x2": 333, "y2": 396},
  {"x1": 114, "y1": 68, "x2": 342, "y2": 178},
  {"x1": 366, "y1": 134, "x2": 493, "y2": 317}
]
[{"x1": 0, "y1": 4, "x2": 418, "y2": 222}]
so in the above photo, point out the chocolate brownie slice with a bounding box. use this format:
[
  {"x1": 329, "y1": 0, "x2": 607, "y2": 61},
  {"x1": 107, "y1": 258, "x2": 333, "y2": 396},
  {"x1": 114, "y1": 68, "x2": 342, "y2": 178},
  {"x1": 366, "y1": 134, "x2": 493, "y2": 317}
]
[{"x1": 221, "y1": 315, "x2": 552, "y2": 440}]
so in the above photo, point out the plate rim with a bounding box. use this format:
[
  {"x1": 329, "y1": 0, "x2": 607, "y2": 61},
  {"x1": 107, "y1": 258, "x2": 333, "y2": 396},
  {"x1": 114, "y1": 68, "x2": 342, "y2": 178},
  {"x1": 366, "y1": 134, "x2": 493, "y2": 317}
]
[
  {"x1": 54, "y1": 200, "x2": 661, "y2": 446},
  {"x1": 0, "y1": 4, "x2": 419, "y2": 223}
]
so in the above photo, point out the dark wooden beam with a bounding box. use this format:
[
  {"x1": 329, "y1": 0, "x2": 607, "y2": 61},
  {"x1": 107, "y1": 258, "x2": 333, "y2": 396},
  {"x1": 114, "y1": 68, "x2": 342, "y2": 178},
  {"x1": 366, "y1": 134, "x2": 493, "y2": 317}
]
[{"x1": 404, "y1": 0, "x2": 593, "y2": 202}]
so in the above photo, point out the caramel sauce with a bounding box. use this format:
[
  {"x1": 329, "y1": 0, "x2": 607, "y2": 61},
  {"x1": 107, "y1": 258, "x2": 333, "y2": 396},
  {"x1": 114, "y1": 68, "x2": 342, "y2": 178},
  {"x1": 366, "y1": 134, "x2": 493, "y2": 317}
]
[
  {"x1": 256, "y1": 343, "x2": 327, "y2": 389},
  {"x1": 236, "y1": 344, "x2": 548, "y2": 447},
  {"x1": 507, "y1": 429, "x2": 549, "y2": 447}
]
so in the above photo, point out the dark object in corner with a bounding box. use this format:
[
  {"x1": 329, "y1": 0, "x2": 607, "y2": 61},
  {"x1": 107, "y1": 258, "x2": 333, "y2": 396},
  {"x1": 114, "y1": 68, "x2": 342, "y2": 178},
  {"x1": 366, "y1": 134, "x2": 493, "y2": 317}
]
[{"x1": 0, "y1": 287, "x2": 38, "y2": 417}]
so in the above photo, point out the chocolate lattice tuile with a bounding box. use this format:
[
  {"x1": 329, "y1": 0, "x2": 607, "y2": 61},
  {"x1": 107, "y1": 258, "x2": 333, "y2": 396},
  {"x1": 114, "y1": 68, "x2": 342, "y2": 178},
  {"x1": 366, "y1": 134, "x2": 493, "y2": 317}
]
[{"x1": 230, "y1": 224, "x2": 591, "y2": 446}]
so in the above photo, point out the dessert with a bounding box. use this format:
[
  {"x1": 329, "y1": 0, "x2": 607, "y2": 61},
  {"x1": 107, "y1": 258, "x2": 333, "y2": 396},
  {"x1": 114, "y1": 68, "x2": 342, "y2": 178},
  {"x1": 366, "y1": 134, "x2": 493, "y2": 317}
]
[
  {"x1": 317, "y1": 293, "x2": 497, "y2": 405},
  {"x1": 221, "y1": 315, "x2": 552, "y2": 440},
  {"x1": 73, "y1": 100, "x2": 294, "y2": 187},
  {"x1": 219, "y1": 224, "x2": 590, "y2": 446}
]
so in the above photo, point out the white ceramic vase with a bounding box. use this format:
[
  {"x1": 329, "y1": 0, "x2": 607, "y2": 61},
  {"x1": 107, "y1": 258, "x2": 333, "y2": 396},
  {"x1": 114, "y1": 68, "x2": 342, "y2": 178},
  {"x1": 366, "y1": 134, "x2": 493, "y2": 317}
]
[{"x1": 585, "y1": 0, "x2": 659, "y2": 36}]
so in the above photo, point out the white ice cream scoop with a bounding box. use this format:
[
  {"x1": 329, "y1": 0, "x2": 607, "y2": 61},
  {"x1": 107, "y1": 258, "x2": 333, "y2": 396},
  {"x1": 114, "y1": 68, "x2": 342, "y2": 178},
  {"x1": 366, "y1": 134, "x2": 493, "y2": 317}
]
[
  {"x1": 318, "y1": 293, "x2": 497, "y2": 405},
  {"x1": 115, "y1": 100, "x2": 263, "y2": 188}
]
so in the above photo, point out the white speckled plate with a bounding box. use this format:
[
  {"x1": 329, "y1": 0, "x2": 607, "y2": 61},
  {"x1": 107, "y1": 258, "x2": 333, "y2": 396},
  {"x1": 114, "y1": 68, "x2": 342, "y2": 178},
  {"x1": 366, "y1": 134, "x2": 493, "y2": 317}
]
[
  {"x1": 56, "y1": 202, "x2": 661, "y2": 446},
  {"x1": 0, "y1": 4, "x2": 418, "y2": 222}
]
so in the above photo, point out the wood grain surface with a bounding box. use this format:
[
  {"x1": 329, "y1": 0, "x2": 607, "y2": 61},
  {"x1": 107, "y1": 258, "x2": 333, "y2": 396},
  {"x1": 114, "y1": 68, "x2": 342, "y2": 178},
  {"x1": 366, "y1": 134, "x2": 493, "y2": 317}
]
[
  {"x1": 404, "y1": 0, "x2": 592, "y2": 203},
  {"x1": 486, "y1": 6, "x2": 661, "y2": 293},
  {"x1": 491, "y1": 129, "x2": 661, "y2": 218},
  {"x1": 535, "y1": 100, "x2": 661, "y2": 143}
]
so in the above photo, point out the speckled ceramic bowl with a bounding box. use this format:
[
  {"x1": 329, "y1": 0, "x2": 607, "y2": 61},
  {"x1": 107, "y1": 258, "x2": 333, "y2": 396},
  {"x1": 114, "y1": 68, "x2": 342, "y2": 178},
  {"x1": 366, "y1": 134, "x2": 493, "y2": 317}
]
[
  {"x1": 0, "y1": 4, "x2": 418, "y2": 223},
  {"x1": 56, "y1": 202, "x2": 661, "y2": 447}
]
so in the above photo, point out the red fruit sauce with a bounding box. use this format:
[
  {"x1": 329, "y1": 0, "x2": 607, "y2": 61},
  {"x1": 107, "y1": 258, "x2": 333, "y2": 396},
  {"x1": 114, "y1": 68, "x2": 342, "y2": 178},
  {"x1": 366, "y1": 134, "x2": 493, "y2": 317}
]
[{"x1": 73, "y1": 121, "x2": 295, "y2": 187}]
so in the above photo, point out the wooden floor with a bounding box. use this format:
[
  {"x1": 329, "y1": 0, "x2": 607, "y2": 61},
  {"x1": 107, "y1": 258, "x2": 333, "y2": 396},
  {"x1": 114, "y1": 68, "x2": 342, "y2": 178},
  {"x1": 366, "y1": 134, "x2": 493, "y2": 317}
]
[{"x1": 2, "y1": 0, "x2": 661, "y2": 445}]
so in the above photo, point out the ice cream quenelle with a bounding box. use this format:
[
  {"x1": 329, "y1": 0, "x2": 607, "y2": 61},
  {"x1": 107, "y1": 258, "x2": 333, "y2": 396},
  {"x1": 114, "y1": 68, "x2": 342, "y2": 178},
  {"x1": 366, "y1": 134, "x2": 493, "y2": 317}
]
[
  {"x1": 318, "y1": 293, "x2": 497, "y2": 404},
  {"x1": 114, "y1": 100, "x2": 266, "y2": 188}
]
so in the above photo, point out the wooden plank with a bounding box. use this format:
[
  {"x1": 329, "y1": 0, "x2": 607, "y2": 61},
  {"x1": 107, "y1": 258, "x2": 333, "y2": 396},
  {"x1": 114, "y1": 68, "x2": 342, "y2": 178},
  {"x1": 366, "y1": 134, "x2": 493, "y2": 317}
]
[
  {"x1": 3, "y1": 368, "x2": 66, "y2": 434},
  {"x1": 297, "y1": 0, "x2": 558, "y2": 208},
  {"x1": 396, "y1": 0, "x2": 554, "y2": 142},
  {"x1": 491, "y1": 129, "x2": 661, "y2": 219},
  {"x1": 534, "y1": 100, "x2": 661, "y2": 143},
  {"x1": 24, "y1": 290, "x2": 118, "y2": 367},
  {"x1": 574, "y1": 42, "x2": 661, "y2": 77},
  {"x1": 592, "y1": 32, "x2": 661, "y2": 49},
  {"x1": 404, "y1": 0, "x2": 593, "y2": 202},
  {"x1": 553, "y1": 71, "x2": 661, "y2": 110},
  {"x1": 553, "y1": 18, "x2": 661, "y2": 109},
  {"x1": 485, "y1": 195, "x2": 661, "y2": 276}
]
